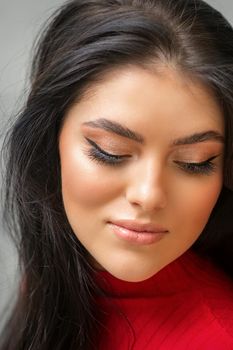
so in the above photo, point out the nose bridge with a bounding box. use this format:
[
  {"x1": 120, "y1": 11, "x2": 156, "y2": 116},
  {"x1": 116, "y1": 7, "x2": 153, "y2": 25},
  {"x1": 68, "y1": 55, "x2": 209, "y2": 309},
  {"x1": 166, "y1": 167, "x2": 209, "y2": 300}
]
[{"x1": 126, "y1": 157, "x2": 167, "y2": 211}]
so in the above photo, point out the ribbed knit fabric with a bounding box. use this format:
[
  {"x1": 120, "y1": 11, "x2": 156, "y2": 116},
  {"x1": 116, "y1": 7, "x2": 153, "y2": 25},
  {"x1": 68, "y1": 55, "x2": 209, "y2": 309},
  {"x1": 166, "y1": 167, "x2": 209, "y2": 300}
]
[{"x1": 94, "y1": 249, "x2": 233, "y2": 349}]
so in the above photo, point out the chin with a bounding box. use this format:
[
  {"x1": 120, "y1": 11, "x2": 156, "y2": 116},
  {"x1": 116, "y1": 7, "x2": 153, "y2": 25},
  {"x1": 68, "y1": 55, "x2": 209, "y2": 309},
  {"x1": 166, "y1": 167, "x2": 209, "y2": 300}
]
[{"x1": 108, "y1": 266, "x2": 161, "y2": 282}]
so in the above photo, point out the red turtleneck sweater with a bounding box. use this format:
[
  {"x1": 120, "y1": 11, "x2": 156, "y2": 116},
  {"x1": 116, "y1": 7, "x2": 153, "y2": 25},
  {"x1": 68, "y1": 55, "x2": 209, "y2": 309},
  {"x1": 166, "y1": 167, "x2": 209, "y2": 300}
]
[{"x1": 94, "y1": 249, "x2": 233, "y2": 349}]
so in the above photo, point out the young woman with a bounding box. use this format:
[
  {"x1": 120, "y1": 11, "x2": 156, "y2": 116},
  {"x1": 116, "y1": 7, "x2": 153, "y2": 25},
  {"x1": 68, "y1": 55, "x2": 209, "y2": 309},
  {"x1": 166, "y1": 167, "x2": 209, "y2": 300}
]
[{"x1": 1, "y1": 0, "x2": 233, "y2": 349}]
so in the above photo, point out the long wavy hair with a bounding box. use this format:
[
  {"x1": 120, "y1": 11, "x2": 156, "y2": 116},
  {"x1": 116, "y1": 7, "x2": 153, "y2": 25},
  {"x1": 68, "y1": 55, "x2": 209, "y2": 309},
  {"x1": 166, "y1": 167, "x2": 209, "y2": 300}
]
[{"x1": 1, "y1": 0, "x2": 233, "y2": 349}]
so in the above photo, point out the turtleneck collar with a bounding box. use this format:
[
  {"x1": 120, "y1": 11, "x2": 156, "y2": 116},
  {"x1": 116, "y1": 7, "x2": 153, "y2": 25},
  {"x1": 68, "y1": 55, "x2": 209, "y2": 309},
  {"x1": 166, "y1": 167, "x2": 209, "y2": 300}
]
[{"x1": 93, "y1": 249, "x2": 214, "y2": 298}]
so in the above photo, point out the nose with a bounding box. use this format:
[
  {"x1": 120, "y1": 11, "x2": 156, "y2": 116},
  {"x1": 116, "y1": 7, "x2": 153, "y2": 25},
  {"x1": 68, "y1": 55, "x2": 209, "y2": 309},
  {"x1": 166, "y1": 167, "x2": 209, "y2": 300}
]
[{"x1": 126, "y1": 160, "x2": 167, "y2": 212}]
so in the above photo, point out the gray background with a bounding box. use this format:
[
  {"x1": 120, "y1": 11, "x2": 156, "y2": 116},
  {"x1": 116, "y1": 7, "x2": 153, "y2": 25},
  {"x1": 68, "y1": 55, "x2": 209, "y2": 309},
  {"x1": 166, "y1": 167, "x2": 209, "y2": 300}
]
[{"x1": 0, "y1": 0, "x2": 232, "y2": 329}]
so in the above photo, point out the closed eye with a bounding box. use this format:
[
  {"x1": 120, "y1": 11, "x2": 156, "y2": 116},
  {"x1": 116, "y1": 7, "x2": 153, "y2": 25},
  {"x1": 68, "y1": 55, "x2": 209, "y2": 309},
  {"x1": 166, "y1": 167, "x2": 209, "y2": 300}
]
[
  {"x1": 83, "y1": 137, "x2": 220, "y2": 175},
  {"x1": 83, "y1": 137, "x2": 129, "y2": 166},
  {"x1": 174, "y1": 155, "x2": 219, "y2": 175}
]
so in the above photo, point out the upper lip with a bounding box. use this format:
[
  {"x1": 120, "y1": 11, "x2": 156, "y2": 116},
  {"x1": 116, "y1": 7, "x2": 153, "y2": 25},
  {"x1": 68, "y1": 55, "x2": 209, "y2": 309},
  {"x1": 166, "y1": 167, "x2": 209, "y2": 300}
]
[{"x1": 108, "y1": 219, "x2": 168, "y2": 233}]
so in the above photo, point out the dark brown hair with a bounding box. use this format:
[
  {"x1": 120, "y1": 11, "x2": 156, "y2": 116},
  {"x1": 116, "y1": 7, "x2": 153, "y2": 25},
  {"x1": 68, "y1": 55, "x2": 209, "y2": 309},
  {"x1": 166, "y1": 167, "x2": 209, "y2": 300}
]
[{"x1": 1, "y1": 1, "x2": 233, "y2": 349}]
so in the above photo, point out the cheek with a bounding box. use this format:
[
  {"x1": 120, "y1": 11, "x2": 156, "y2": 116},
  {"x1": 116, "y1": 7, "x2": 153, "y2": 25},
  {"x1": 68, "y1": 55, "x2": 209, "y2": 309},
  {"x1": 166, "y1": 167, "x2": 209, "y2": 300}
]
[
  {"x1": 59, "y1": 143, "x2": 117, "y2": 208},
  {"x1": 176, "y1": 175, "x2": 223, "y2": 234}
]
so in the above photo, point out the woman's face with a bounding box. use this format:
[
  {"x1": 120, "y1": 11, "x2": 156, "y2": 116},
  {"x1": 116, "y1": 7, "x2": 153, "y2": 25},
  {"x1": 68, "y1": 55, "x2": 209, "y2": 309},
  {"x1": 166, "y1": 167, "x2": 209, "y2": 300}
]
[{"x1": 59, "y1": 65, "x2": 224, "y2": 282}]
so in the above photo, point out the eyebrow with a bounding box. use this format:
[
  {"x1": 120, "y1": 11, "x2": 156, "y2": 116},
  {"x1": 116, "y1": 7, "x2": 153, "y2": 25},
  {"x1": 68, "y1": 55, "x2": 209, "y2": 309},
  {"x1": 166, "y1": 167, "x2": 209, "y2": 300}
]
[{"x1": 82, "y1": 118, "x2": 225, "y2": 146}]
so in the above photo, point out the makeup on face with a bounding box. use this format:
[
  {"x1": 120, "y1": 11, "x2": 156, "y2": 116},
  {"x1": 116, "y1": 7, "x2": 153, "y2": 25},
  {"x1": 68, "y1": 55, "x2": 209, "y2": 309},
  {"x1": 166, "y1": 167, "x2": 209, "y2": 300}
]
[
  {"x1": 59, "y1": 65, "x2": 224, "y2": 282},
  {"x1": 81, "y1": 121, "x2": 224, "y2": 176}
]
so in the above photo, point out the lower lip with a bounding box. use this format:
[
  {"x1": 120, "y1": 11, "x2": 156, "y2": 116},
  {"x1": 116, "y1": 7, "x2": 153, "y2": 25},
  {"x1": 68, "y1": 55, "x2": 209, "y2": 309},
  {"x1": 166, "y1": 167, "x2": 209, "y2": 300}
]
[{"x1": 108, "y1": 223, "x2": 168, "y2": 245}]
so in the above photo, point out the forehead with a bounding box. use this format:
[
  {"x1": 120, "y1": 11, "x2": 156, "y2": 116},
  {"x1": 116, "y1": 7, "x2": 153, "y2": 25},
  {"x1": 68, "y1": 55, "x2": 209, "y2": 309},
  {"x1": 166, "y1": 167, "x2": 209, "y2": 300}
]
[{"x1": 67, "y1": 65, "x2": 224, "y2": 140}]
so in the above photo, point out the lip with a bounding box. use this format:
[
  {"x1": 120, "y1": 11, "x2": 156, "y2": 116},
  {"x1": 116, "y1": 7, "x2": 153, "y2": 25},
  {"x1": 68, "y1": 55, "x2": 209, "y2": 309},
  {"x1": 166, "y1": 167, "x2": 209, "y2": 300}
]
[
  {"x1": 108, "y1": 219, "x2": 168, "y2": 233},
  {"x1": 107, "y1": 219, "x2": 169, "y2": 245}
]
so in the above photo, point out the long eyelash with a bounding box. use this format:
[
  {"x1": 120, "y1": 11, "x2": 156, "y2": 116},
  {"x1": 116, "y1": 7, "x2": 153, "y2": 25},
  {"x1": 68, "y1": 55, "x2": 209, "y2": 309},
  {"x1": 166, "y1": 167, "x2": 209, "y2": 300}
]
[
  {"x1": 84, "y1": 137, "x2": 219, "y2": 174},
  {"x1": 175, "y1": 155, "x2": 218, "y2": 175},
  {"x1": 84, "y1": 137, "x2": 127, "y2": 166}
]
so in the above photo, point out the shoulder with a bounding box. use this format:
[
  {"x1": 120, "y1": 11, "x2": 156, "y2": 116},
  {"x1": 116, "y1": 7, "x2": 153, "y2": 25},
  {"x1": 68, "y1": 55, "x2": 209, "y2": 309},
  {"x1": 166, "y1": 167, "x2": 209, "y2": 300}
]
[
  {"x1": 187, "y1": 251, "x2": 233, "y2": 342},
  {"x1": 201, "y1": 270, "x2": 233, "y2": 342}
]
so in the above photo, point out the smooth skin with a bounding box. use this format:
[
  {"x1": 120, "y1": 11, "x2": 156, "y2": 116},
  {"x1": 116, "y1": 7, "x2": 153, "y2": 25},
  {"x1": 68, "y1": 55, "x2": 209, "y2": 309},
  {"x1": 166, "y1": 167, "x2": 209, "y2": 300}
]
[{"x1": 59, "y1": 65, "x2": 224, "y2": 282}]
